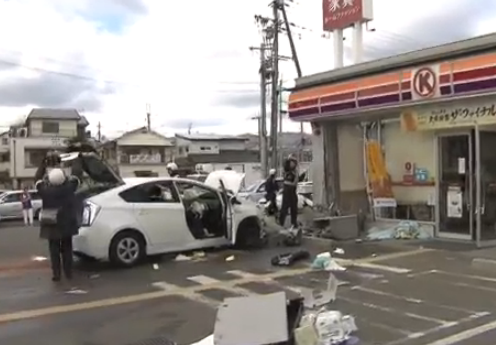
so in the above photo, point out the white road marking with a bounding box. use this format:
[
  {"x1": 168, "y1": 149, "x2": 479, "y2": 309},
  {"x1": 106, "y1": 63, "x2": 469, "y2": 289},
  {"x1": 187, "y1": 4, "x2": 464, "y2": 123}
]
[
  {"x1": 187, "y1": 275, "x2": 222, "y2": 285},
  {"x1": 421, "y1": 318, "x2": 496, "y2": 345},
  {"x1": 351, "y1": 262, "x2": 411, "y2": 274},
  {"x1": 434, "y1": 270, "x2": 496, "y2": 283},
  {"x1": 349, "y1": 285, "x2": 485, "y2": 314},
  {"x1": 383, "y1": 313, "x2": 491, "y2": 345},
  {"x1": 226, "y1": 270, "x2": 259, "y2": 279},
  {"x1": 151, "y1": 282, "x2": 180, "y2": 291}
]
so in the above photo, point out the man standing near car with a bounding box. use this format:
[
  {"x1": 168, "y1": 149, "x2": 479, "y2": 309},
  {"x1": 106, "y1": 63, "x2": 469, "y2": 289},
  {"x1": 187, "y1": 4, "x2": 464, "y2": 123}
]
[
  {"x1": 265, "y1": 168, "x2": 278, "y2": 216},
  {"x1": 35, "y1": 152, "x2": 80, "y2": 282},
  {"x1": 20, "y1": 187, "x2": 34, "y2": 226},
  {"x1": 279, "y1": 155, "x2": 299, "y2": 228}
]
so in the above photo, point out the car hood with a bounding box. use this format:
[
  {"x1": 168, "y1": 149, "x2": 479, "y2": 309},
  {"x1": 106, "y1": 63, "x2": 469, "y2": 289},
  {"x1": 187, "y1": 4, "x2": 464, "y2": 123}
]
[
  {"x1": 60, "y1": 151, "x2": 123, "y2": 185},
  {"x1": 204, "y1": 170, "x2": 245, "y2": 195}
]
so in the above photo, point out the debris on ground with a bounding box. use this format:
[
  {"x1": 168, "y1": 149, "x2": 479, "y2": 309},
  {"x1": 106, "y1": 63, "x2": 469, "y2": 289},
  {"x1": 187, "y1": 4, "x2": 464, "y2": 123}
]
[
  {"x1": 366, "y1": 220, "x2": 433, "y2": 241},
  {"x1": 174, "y1": 254, "x2": 191, "y2": 262},
  {"x1": 333, "y1": 248, "x2": 345, "y2": 255},
  {"x1": 279, "y1": 226, "x2": 303, "y2": 246},
  {"x1": 271, "y1": 250, "x2": 310, "y2": 267},
  {"x1": 65, "y1": 288, "x2": 88, "y2": 294},
  {"x1": 31, "y1": 256, "x2": 47, "y2": 262},
  {"x1": 152, "y1": 263, "x2": 159, "y2": 270},
  {"x1": 189, "y1": 271, "x2": 358, "y2": 345},
  {"x1": 89, "y1": 274, "x2": 100, "y2": 279},
  {"x1": 311, "y1": 252, "x2": 346, "y2": 272},
  {"x1": 225, "y1": 255, "x2": 235, "y2": 262}
]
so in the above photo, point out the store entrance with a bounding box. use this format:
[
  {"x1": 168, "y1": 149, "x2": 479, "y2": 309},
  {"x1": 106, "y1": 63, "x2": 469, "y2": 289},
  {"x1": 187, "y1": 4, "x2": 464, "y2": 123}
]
[
  {"x1": 438, "y1": 133, "x2": 474, "y2": 240},
  {"x1": 476, "y1": 130, "x2": 496, "y2": 244}
]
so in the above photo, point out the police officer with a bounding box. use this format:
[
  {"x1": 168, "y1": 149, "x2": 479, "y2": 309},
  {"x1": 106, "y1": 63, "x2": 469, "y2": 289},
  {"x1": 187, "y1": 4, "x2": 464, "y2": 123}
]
[
  {"x1": 166, "y1": 162, "x2": 179, "y2": 177},
  {"x1": 34, "y1": 152, "x2": 81, "y2": 282},
  {"x1": 265, "y1": 168, "x2": 278, "y2": 216},
  {"x1": 279, "y1": 154, "x2": 299, "y2": 228}
]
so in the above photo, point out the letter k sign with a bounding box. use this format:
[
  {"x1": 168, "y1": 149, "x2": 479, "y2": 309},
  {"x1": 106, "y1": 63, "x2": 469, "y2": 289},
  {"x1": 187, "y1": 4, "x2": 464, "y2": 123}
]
[{"x1": 413, "y1": 67, "x2": 437, "y2": 98}]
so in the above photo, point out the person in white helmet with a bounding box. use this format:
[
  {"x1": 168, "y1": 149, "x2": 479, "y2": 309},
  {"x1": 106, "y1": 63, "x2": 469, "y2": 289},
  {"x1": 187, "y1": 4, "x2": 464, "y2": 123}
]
[
  {"x1": 265, "y1": 168, "x2": 279, "y2": 216},
  {"x1": 166, "y1": 162, "x2": 179, "y2": 177},
  {"x1": 34, "y1": 152, "x2": 81, "y2": 282}
]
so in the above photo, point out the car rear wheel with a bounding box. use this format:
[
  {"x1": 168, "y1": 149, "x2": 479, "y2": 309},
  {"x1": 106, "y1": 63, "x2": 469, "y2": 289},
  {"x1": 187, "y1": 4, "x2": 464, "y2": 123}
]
[
  {"x1": 235, "y1": 217, "x2": 266, "y2": 249},
  {"x1": 109, "y1": 230, "x2": 145, "y2": 267}
]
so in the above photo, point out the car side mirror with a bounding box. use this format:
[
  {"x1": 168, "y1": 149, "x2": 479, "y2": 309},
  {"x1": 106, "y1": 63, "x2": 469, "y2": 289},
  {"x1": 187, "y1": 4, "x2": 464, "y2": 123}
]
[{"x1": 230, "y1": 196, "x2": 241, "y2": 205}]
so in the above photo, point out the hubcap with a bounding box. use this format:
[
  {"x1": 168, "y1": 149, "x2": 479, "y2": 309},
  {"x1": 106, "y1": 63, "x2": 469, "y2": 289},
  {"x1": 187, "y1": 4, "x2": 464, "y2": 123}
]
[{"x1": 116, "y1": 238, "x2": 140, "y2": 264}]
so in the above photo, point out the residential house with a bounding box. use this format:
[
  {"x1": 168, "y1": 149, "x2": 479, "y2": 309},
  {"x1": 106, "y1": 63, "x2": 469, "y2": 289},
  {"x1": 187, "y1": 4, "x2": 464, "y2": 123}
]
[
  {"x1": 9, "y1": 108, "x2": 89, "y2": 188},
  {"x1": 101, "y1": 127, "x2": 175, "y2": 177},
  {"x1": 174, "y1": 133, "x2": 259, "y2": 166}
]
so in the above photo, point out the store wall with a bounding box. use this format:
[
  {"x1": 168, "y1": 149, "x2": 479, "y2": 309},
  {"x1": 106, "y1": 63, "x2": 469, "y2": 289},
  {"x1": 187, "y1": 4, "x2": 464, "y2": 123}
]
[
  {"x1": 337, "y1": 123, "x2": 368, "y2": 214},
  {"x1": 382, "y1": 120, "x2": 436, "y2": 220}
]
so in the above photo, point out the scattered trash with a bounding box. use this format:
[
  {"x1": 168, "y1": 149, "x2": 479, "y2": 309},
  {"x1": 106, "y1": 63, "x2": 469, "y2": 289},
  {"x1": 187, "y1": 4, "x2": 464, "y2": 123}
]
[
  {"x1": 65, "y1": 288, "x2": 87, "y2": 294},
  {"x1": 279, "y1": 226, "x2": 303, "y2": 246},
  {"x1": 366, "y1": 220, "x2": 433, "y2": 241},
  {"x1": 89, "y1": 274, "x2": 100, "y2": 279},
  {"x1": 174, "y1": 254, "x2": 191, "y2": 262},
  {"x1": 300, "y1": 273, "x2": 339, "y2": 308},
  {"x1": 271, "y1": 250, "x2": 310, "y2": 267},
  {"x1": 333, "y1": 248, "x2": 345, "y2": 255},
  {"x1": 225, "y1": 255, "x2": 235, "y2": 262},
  {"x1": 152, "y1": 263, "x2": 159, "y2": 270},
  {"x1": 193, "y1": 251, "x2": 206, "y2": 259},
  {"x1": 311, "y1": 252, "x2": 346, "y2": 272},
  {"x1": 31, "y1": 256, "x2": 47, "y2": 262}
]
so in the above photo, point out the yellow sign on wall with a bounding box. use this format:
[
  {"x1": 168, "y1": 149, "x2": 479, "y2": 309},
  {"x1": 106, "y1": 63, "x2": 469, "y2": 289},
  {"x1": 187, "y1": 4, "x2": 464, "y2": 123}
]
[{"x1": 401, "y1": 103, "x2": 496, "y2": 131}]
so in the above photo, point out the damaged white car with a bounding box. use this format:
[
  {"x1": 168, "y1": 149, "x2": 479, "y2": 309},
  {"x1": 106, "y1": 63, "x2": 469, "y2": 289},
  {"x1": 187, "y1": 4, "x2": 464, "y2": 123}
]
[{"x1": 59, "y1": 152, "x2": 265, "y2": 266}]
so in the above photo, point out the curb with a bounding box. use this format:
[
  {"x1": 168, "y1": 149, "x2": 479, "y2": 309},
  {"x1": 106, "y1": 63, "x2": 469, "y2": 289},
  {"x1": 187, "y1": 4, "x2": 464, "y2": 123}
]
[{"x1": 471, "y1": 257, "x2": 496, "y2": 271}]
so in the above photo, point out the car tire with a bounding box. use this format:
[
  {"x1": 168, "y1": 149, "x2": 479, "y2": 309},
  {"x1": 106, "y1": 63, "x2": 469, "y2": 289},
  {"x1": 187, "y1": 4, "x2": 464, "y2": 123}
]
[
  {"x1": 235, "y1": 217, "x2": 266, "y2": 249},
  {"x1": 109, "y1": 230, "x2": 146, "y2": 267}
]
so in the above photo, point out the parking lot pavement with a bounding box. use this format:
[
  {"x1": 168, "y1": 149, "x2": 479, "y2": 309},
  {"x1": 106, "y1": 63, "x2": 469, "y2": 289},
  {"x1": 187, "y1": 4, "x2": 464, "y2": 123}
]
[{"x1": 5, "y1": 235, "x2": 496, "y2": 345}]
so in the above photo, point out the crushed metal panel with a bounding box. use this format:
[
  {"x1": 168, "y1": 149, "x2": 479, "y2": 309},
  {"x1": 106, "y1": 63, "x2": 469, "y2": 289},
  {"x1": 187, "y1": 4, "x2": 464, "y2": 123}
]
[{"x1": 214, "y1": 292, "x2": 289, "y2": 345}]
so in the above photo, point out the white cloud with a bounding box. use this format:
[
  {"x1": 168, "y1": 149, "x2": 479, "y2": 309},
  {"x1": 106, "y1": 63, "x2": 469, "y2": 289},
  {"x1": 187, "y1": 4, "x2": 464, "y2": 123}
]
[{"x1": 0, "y1": 0, "x2": 492, "y2": 137}]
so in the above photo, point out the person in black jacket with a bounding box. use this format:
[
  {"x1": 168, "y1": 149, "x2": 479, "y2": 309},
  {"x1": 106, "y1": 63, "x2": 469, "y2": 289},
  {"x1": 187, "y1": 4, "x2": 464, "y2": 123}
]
[
  {"x1": 279, "y1": 155, "x2": 299, "y2": 228},
  {"x1": 35, "y1": 152, "x2": 81, "y2": 282},
  {"x1": 265, "y1": 168, "x2": 278, "y2": 216}
]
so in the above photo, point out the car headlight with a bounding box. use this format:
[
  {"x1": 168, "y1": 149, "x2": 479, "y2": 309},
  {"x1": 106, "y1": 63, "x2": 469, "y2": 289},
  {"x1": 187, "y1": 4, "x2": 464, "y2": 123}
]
[{"x1": 81, "y1": 201, "x2": 101, "y2": 227}]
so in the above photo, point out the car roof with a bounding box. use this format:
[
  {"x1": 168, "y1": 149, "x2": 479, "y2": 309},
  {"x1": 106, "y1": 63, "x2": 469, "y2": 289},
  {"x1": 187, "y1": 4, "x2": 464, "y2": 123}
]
[{"x1": 122, "y1": 177, "x2": 214, "y2": 188}]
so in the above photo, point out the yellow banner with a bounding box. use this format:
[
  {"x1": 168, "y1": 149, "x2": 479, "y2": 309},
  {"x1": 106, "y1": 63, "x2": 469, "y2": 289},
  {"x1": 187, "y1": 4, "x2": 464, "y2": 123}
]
[
  {"x1": 401, "y1": 103, "x2": 496, "y2": 131},
  {"x1": 365, "y1": 140, "x2": 396, "y2": 208}
]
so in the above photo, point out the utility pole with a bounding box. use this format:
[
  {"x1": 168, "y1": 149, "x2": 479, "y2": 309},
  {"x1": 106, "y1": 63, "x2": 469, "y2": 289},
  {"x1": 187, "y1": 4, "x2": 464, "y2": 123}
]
[
  {"x1": 97, "y1": 121, "x2": 102, "y2": 141},
  {"x1": 250, "y1": 43, "x2": 268, "y2": 177},
  {"x1": 270, "y1": 0, "x2": 280, "y2": 171},
  {"x1": 278, "y1": 77, "x2": 283, "y2": 167},
  {"x1": 146, "y1": 103, "x2": 151, "y2": 131}
]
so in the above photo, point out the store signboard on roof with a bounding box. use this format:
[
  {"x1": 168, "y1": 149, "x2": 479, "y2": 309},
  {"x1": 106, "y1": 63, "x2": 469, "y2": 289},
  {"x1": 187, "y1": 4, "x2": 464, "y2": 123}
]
[{"x1": 322, "y1": 0, "x2": 374, "y2": 32}]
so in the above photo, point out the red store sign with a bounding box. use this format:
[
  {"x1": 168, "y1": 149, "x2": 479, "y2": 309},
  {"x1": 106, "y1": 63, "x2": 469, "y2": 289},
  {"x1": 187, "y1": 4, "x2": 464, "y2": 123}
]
[{"x1": 322, "y1": 0, "x2": 373, "y2": 31}]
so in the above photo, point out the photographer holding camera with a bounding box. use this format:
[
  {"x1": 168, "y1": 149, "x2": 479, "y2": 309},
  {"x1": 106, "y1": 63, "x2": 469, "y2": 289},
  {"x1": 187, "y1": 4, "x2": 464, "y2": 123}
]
[{"x1": 34, "y1": 151, "x2": 81, "y2": 282}]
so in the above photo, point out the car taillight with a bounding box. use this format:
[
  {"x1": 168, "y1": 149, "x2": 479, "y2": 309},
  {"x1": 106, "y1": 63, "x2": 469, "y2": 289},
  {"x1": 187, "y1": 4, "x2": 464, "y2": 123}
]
[{"x1": 81, "y1": 201, "x2": 101, "y2": 227}]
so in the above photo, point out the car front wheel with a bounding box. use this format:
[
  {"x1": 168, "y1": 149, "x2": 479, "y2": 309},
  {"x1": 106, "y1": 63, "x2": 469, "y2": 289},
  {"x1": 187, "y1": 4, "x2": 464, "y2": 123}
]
[{"x1": 109, "y1": 230, "x2": 145, "y2": 267}]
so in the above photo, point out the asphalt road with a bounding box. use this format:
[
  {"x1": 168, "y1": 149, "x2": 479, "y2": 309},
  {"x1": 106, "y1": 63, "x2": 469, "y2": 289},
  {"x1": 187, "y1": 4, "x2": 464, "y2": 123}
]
[{"x1": 2, "y1": 224, "x2": 496, "y2": 345}]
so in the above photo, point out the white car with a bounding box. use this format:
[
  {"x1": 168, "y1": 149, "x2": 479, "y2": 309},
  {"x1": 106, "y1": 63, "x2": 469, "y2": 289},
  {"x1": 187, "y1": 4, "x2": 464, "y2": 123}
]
[{"x1": 60, "y1": 152, "x2": 265, "y2": 266}]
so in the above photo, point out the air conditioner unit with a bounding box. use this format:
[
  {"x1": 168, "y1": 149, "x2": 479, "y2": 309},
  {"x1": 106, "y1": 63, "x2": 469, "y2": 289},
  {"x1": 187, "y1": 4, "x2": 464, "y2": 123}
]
[{"x1": 18, "y1": 127, "x2": 28, "y2": 138}]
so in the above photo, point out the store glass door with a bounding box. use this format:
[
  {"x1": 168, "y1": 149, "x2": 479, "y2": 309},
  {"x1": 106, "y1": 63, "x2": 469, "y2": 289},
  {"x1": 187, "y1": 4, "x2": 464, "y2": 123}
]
[
  {"x1": 475, "y1": 129, "x2": 496, "y2": 246},
  {"x1": 438, "y1": 133, "x2": 474, "y2": 240}
]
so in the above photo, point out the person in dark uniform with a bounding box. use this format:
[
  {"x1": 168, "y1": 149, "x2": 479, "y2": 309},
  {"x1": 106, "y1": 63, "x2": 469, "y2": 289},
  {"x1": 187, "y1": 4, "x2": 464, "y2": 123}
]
[
  {"x1": 265, "y1": 168, "x2": 279, "y2": 216},
  {"x1": 35, "y1": 152, "x2": 81, "y2": 282},
  {"x1": 167, "y1": 162, "x2": 179, "y2": 177},
  {"x1": 279, "y1": 155, "x2": 299, "y2": 228}
]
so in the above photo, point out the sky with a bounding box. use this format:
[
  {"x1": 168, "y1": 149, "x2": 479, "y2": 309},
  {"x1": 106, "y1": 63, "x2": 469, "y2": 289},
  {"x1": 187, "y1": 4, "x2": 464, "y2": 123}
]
[{"x1": 0, "y1": 0, "x2": 493, "y2": 139}]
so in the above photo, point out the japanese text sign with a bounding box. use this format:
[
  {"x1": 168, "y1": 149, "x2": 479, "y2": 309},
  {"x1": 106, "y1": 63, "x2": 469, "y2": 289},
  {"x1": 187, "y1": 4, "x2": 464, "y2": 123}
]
[
  {"x1": 322, "y1": 0, "x2": 373, "y2": 31},
  {"x1": 401, "y1": 102, "x2": 496, "y2": 131}
]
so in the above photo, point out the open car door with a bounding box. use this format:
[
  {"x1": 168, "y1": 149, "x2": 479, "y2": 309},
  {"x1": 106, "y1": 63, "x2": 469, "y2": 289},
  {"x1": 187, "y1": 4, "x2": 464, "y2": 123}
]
[{"x1": 204, "y1": 170, "x2": 245, "y2": 245}]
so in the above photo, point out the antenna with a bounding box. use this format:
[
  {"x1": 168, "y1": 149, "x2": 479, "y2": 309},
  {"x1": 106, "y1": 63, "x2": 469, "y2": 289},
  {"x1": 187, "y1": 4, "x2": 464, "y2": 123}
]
[{"x1": 146, "y1": 103, "x2": 151, "y2": 131}]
